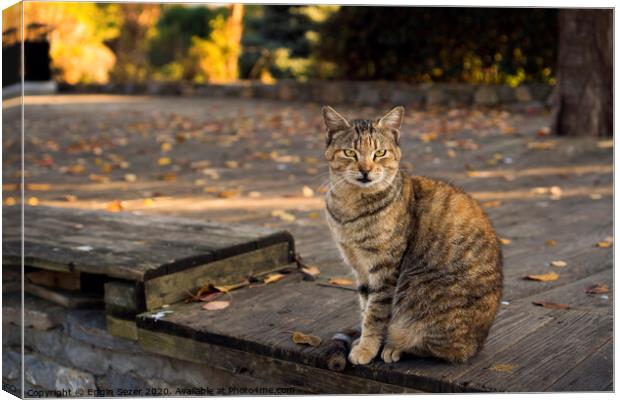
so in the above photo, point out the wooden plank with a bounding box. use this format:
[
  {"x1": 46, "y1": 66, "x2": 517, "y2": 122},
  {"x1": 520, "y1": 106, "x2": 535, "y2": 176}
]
[
  {"x1": 24, "y1": 283, "x2": 103, "y2": 309},
  {"x1": 106, "y1": 315, "x2": 138, "y2": 341},
  {"x1": 143, "y1": 243, "x2": 292, "y2": 310},
  {"x1": 137, "y1": 328, "x2": 418, "y2": 394},
  {"x1": 2, "y1": 206, "x2": 294, "y2": 281},
  {"x1": 453, "y1": 310, "x2": 612, "y2": 392},
  {"x1": 26, "y1": 270, "x2": 81, "y2": 291},
  {"x1": 546, "y1": 339, "x2": 613, "y2": 391}
]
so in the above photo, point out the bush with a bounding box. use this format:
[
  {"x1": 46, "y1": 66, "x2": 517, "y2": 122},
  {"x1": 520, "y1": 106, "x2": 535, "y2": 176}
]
[{"x1": 316, "y1": 7, "x2": 558, "y2": 84}]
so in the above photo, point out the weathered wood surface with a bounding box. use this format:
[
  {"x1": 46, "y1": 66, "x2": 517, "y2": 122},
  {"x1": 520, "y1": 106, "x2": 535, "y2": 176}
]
[
  {"x1": 3, "y1": 95, "x2": 613, "y2": 393},
  {"x1": 3, "y1": 206, "x2": 294, "y2": 282},
  {"x1": 136, "y1": 186, "x2": 612, "y2": 393}
]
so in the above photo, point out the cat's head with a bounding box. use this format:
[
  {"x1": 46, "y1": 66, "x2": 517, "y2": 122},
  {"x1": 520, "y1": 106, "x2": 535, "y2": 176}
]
[{"x1": 323, "y1": 106, "x2": 404, "y2": 191}]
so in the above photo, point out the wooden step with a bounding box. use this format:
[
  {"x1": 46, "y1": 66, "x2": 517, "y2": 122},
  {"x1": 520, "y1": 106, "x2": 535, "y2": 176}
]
[{"x1": 3, "y1": 206, "x2": 295, "y2": 338}]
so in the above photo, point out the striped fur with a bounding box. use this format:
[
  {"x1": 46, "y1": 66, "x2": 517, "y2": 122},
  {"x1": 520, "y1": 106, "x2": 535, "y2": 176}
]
[{"x1": 322, "y1": 106, "x2": 503, "y2": 365}]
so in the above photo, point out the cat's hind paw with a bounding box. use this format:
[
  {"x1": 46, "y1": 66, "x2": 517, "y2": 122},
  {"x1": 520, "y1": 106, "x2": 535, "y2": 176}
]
[
  {"x1": 348, "y1": 343, "x2": 378, "y2": 365},
  {"x1": 381, "y1": 345, "x2": 402, "y2": 363}
]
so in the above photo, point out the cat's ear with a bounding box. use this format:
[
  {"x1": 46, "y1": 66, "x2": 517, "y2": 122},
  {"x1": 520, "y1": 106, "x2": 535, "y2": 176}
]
[
  {"x1": 322, "y1": 106, "x2": 350, "y2": 144},
  {"x1": 378, "y1": 106, "x2": 404, "y2": 131}
]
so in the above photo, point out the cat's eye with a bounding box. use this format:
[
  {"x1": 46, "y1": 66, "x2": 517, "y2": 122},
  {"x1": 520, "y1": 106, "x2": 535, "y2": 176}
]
[
  {"x1": 343, "y1": 149, "x2": 357, "y2": 158},
  {"x1": 374, "y1": 149, "x2": 387, "y2": 158}
]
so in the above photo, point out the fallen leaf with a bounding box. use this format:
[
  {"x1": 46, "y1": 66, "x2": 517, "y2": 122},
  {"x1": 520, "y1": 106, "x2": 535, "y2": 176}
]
[
  {"x1": 217, "y1": 190, "x2": 239, "y2": 199},
  {"x1": 499, "y1": 238, "x2": 511, "y2": 245},
  {"x1": 597, "y1": 140, "x2": 613, "y2": 149},
  {"x1": 158, "y1": 157, "x2": 171, "y2": 166},
  {"x1": 584, "y1": 283, "x2": 609, "y2": 295},
  {"x1": 106, "y1": 200, "x2": 124, "y2": 212},
  {"x1": 26, "y1": 183, "x2": 51, "y2": 191},
  {"x1": 301, "y1": 265, "x2": 321, "y2": 277},
  {"x1": 328, "y1": 278, "x2": 354, "y2": 286},
  {"x1": 482, "y1": 200, "x2": 502, "y2": 208},
  {"x1": 248, "y1": 191, "x2": 261, "y2": 198},
  {"x1": 302, "y1": 186, "x2": 314, "y2": 197},
  {"x1": 159, "y1": 172, "x2": 177, "y2": 181},
  {"x1": 4, "y1": 197, "x2": 16, "y2": 206},
  {"x1": 589, "y1": 193, "x2": 603, "y2": 200},
  {"x1": 202, "y1": 301, "x2": 230, "y2": 311},
  {"x1": 292, "y1": 331, "x2": 322, "y2": 347},
  {"x1": 271, "y1": 209, "x2": 296, "y2": 222},
  {"x1": 532, "y1": 301, "x2": 570, "y2": 310},
  {"x1": 489, "y1": 363, "x2": 517, "y2": 372},
  {"x1": 63, "y1": 195, "x2": 77, "y2": 203},
  {"x1": 161, "y1": 142, "x2": 172, "y2": 152},
  {"x1": 264, "y1": 273, "x2": 286, "y2": 284},
  {"x1": 124, "y1": 173, "x2": 137, "y2": 182},
  {"x1": 27, "y1": 197, "x2": 39, "y2": 206},
  {"x1": 527, "y1": 141, "x2": 557, "y2": 150},
  {"x1": 307, "y1": 212, "x2": 320, "y2": 220},
  {"x1": 523, "y1": 272, "x2": 559, "y2": 282},
  {"x1": 66, "y1": 164, "x2": 85, "y2": 174},
  {"x1": 596, "y1": 241, "x2": 611, "y2": 248},
  {"x1": 545, "y1": 239, "x2": 557, "y2": 247},
  {"x1": 225, "y1": 160, "x2": 239, "y2": 169},
  {"x1": 89, "y1": 174, "x2": 110, "y2": 183},
  {"x1": 143, "y1": 198, "x2": 154, "y2": 206},
  {"x1": 550, "y1": 260, "x2": 567, "y2": 268}
]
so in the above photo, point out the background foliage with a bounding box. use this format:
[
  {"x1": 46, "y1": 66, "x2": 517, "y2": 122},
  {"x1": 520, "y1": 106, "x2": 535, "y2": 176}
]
[{"x1": 12, "y1": 4, "x2": 558, "y2": 86}]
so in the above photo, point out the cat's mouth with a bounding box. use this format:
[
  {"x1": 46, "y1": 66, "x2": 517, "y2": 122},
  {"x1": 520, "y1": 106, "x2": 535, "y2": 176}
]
[{"x1": 356, "y1": 176, "x2": 372, "y2": 184}]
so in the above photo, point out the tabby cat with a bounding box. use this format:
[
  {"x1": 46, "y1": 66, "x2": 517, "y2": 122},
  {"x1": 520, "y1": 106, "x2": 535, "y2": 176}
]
[{"x1": 323, "y1": 105, "x2": 502, "y2": 365}]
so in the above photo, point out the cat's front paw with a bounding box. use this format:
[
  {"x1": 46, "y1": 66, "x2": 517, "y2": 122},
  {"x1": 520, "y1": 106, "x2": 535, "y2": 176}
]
[
  {"x1": 348, "y1": 342, "x2": 379, "y2": 365},
  {"x1": 381, "y1": 344, "x2": 402, "y2": 363}
]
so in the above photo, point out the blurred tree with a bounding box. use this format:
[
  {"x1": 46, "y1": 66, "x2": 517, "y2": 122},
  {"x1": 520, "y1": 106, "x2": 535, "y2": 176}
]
[
  {"x1": 22, "y1": 2, "x2": 119, "y2": 84},
  {"x1": 551, "y1": 10, "x2": 612, "y2": 137},
  {"x1": 240, "y1": 5, "x2": 338, "y2": 80},
  {"x1": 316, "y1": 7, "x2": 557, "y2": 84},
  {"x1": 108, "y1": 4, "x2": 161, "y2": 84},
  {"x1": 190, "y1": 4, "x2": 244, "y2": 83},
  {"x1": 148, "y1": 5, "x2": 223, "y2": 81}
]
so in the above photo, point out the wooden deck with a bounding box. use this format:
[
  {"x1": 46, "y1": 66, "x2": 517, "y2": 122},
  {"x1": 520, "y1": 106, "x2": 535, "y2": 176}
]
[{"x1": 2, "y1": 94, "x2": 613, "y2": 392}]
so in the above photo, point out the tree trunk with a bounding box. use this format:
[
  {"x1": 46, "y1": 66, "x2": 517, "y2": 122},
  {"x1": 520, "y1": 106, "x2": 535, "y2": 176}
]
[
  {"x1": 225, "y1": 4, "x2": 244, "y2": 81},
  {"x1": 551, "y1": 9, "x2": 612, "y2": 137}
]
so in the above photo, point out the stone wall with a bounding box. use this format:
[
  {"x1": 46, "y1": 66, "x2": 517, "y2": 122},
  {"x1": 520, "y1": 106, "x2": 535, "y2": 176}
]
[
  {"x1": 60, "y1": 80, "x2": 554, "y2": 108},
  {"x1": 2, "y1": 294, "x2": 303, "y2": 397}
]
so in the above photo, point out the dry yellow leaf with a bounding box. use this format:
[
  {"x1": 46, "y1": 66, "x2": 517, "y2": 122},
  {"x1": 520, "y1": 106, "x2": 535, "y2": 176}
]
[
  {"x1": 89, "y1": 174, "x2": 110, "y2": 183},
  {"x1": 271, "y1": 209, "x2": 296, "y2": 222},
  {"x1": 106, "y1": 200, "x2": 124, "y2": 212},
  {"x1": 302, "y1": 186, "x2": 314, "y2": 197},
  {"x1": 301, "y1": 265, "x2": 321, "y2": 277},
  {"x1": 489, "y1": 363, "x2": 517, "y2": 372},
  {"x1": 292, "y1": 331, "x2": 322, "y2": 347},
  {"x1": 527, "y1": 141, "x2": 557, "y2": 150},
  {"x1": 158, "y1": 157, "x2": 171, "y2": 166},
  {"x1": 143, "y1": 198, "x2": 154, "y2": 206},
  {"x1": 161, "y1": 142, "x2": 172, "y2": 152},
  {"x1": 482, "y1": 200, "x2": 502, "y2": 208},
  {"x1": 307, "y1": 212, "x2": 320, "y2": 220},
  {"x1": 328, "y1": 278, "x2": 354, "y2": 286},
  {"x1": 217, "y1": 190, "x2": 239, "y2": 199},
  {"x1": 124, "y1": 173, "x2": 137, "y2": 182},
  {"x1": 63, "y1": 195, "x2": 77, "y2": 203},
  {"x1": 67, "y1": 164, "x2": 85, "y2": 174},
  {"x1": 545, "y1": 239, "x2": 557, "y2": 247},
  {"x1": 26, "y1": 183, "x2": 51, "y2": 191},
  {"x1": 264, "y1": 273, "x2": 286, "y2": 284},
  {"x1": 27, "y1": 197, "x2": 39, "y2": 206},
  {"x1": 499, "y1": 238, "x2": 511, "y2": 245},
  {"x1": 550, "y1": 260, "x2": 567, "y2": 268},
  {"x1": 202, "y1": 301, "x2": 230, "y2": 311},
  {"x1": 596, "y1": 241, "x2": 611, "y2": 248},
  {"x1": 597, "y1": 140, "x2": 613, "y2": 149},
  {"x1": 225, "y1": 160, "x2": 239, "y2": 169},
  {"x1": 524, "y1": 272, "x2": 559, "y2": 282},
  {"x1": 4, "y1": 197, "x2": 16, "y2": 206}
]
